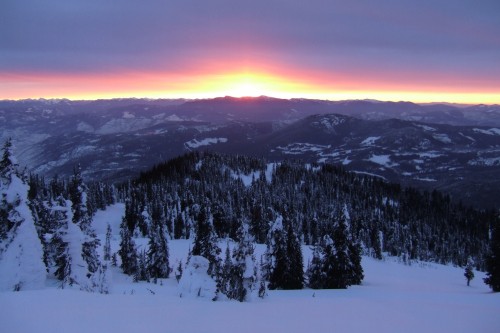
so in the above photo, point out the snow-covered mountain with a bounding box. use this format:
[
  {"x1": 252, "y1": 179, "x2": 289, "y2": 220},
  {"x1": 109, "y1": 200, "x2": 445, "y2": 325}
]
[{"x1": 2, "y1": 97, "x2": 499, "y2": 208}]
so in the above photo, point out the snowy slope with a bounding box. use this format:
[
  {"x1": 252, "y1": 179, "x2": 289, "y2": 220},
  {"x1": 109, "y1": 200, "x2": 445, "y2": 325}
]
[{"x1": 1, "y1": 204, "x2": 499, "y2": 333}]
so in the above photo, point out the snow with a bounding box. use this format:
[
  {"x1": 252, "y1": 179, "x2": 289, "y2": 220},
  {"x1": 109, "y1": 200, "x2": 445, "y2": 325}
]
[
  {"x1": 432, "y1": 133, "x2": 452, "y2": 144},
  {"x1": 122, "y1": 111, "x2": 135, "y2": 119},
  {"x1": 368, "y1": 154, "x2": 392, "y2": 166},
  {"x1": 418, "y1": 151, "x2": 442, "y2": 158},
  {"x1": 0, "y1": 213, "x2": 47, "y2": 291},
  {"x1": 277, "y1": 143, "x2": 331, "y2": 155},
  {"x1": 1, "y1": 205, "x2": 500, "y2": 332},
  {"x1": 0, "y1": 173, "x2": 46, "y2": 291},
  {"x1": 468, "y1": 156, "x2": 500, "y2": 166},
  {"x1": 1, "y1": 253, "x2": 499, "y2": 333},
  {"x1": 312, "y1": 116, "x2": 345, "y2": 133},
  {"x1": 178, "y1": 256, "x2": 217, "y2": 299},
  {"x1": 414, "y1": 124, "x2": 437, "y2": 132},
  {"x1": 185, "y1": 137, "x2": 228, "y2": 149},
  {"x1": 92, "y1": 203, "x2": 125, "y2": 236},
  {"x1": 76, "y1": 121, "x2": 94, "y2": 133},
  {"x1": 361, "y1": 136, "x2": 380, "y2": 146},
  {"x1": 352, "y1": 171, "x2": 387, "y2": 181},
  {"x1": 473, "y1": 128, "x2": 500, "y2": 136},
  {"x1": 415, "y1": 177, "x2": 437, "y2": 182},
  {"x1": 96, "y1": 118, "x2": 153, "y2": 134},
  {"x1": 265, "y1": 163, "x2": 277, "y2": 183},
  {"x1": 165, "y1": 114, "x2": 183, "y2": 121},
  {"x1": 231, "y1": 170, "x2": 260, "y2": 187}
]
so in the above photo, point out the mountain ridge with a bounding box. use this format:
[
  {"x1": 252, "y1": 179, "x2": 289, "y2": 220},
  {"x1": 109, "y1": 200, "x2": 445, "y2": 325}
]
[{"x1": 2, "y1": 97, "x2": 499, "y2": 209}]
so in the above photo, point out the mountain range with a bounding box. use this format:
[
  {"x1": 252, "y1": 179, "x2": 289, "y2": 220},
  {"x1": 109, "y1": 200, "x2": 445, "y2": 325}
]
[{"x1": 1, "y1": 96, "x2": 499, "y2": 209}]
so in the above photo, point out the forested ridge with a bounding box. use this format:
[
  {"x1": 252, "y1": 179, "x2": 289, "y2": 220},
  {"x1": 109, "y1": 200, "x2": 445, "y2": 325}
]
[
  {"x1": 119, "y1": 151, "x2": 493, "y2": 270},
  {"x1": 5, "y1": 144, "x2": 498, "y2": 295}
]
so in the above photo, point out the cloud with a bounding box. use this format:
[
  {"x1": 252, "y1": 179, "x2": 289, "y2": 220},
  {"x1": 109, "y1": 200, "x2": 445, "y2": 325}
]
[{"x1": 1, "y1": 0, "x2": 499, "y2": 99}]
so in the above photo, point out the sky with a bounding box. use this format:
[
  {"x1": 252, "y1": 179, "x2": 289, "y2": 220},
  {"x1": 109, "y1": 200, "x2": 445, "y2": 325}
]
[{"x1": 1, "y1": 0, "x2": 500, "y2": 103}]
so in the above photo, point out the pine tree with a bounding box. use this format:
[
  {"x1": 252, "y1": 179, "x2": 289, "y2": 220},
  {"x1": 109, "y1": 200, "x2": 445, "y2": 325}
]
[
  {"x1": 265, "y1": 215, "x2": 288, "y2": 290},
  {"x1": 306, "y1": 245, "x2": 323, "y2": 289},
  {"x1": 220, "y1": 244, "x2": 233, "y2": 298},
  {"x1": 135, "y1": 249, "x2": 150, "y2": 282},
  {"x1": 464, "y1": 256, "x2": 475, "y2": 286},
  {"x1": 230, "y1": 224, "x2": 257, "y2": 301},
  {"x1": 258, "y1": 279, "x2": 267, "y2": 298},
  {"x1": 320, "y1": 234, "x2": 340, "y2": 288},
  {"x1": 147, "y1": 224, "x2": 170, "y2": 281},
  {"x1": 175, "y1": 260, "x2": 183, "y2": 283},
  {"x1": 119, "y1": 217, "x2": 138, "y2": 275},
  {"x1": 484, "y1": 221, "x2": 500, "y2": 292},
  {"x1": 347, "y1": 240, "x2": 364, "y2": 286},
  {"x1": 51, "y1": 197, "x2": 72, "y2": 283},
  {"x1": 191, "y1": 204, "x2": 221, "y2": 277},
  {"x1": 68, "y1": 166, "x2": 100, "y2": 274},
  {"x1": 104, "y1": 224, "x2": 112, "y2": 262},
  {"x1": 0, "y1": 139, "x2": 46, "y2": 291},
  {"x1": 284, "y1": 222, "x2": 304, "y2": 289}
]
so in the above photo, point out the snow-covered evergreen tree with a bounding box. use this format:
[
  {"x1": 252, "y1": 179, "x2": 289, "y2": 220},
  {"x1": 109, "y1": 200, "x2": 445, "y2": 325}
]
[
  {"x1": 68, "y1": 166, "x2": 100, "y2": 274},
  {"x1": 119, "y1": 217, "x2": 138, "y2": 275},
  {"x1": 104, "y1": 224, "x2": 112, "y2": 262},
  {"x1": 284, "y1": 222, "x2": 304, "y2": 289},
  {"x1": 264, "y1": 215, "x2": 285, "y2": 289},
  {"x1": 135, "y1": 249, "x2": 150, "y2": 282},
  {"x1": 220, "y1": 244, "x2": 233, "y2": 297},
  {"x1": 306, "y1": 245, "x2": 323, "y2": 289},
  {"x1": 178, "y1": 256, "x2": 217, "y2": 299},
  {"x1": 464, "y1": 256, "x2": 475, "y2": 286},
  {"x1": 147, "y1": 223, "x2": 170, "y2": 281},
  {"x1": 484, "y1": 221, "x2": 500, "y2": 292},
  {"x1": 0, "y1": 139, "x2": 46, "y2": 291},
  {"x1": 224, "y1": 223, "x2": 258, "y2": 301},
  {"x1": 191, "y1": 203, "x2": 221, "y2": 277}
]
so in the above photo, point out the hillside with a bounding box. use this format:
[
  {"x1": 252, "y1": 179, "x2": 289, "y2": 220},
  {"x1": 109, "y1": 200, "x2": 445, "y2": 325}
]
[{"x1": 1, "y1": 202, "x2": 499, "y2": 333}]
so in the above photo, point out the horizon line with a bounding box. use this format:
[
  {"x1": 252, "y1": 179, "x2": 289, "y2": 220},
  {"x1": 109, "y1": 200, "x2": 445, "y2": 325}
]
[{"x1": 1, "y1": 95, "x2": 495, "y2": 107}]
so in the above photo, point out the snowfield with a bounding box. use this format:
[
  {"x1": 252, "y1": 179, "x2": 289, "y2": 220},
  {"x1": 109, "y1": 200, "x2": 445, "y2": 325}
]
[{"x1": 1, "y1": 204, "x2": 499, "y2": 333}]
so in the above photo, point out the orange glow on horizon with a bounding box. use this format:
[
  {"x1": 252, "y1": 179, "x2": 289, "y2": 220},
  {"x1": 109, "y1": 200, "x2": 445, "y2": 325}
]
[{"x1": 1, "y1": 66, "x2": 500, "y2": 105}]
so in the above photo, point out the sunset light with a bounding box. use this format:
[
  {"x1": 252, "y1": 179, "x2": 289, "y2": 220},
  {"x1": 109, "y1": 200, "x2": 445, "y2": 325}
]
[
  {"x1": 2, "y1": 68, "x2": 500, "y2": 105},
  {"x1": 1, "y1": 1, "x2": 499, "y2": 104}
]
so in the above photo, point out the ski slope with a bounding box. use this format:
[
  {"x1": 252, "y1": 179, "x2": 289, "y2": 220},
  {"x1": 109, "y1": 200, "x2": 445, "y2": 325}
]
[{"x1": 1, "y1": 203, "x2": 499, "y2": 333}]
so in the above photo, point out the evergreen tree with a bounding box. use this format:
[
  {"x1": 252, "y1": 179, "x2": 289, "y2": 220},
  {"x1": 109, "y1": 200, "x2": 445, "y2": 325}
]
[
  {"x1": 258, "y1": 279, "x2": 267, "y2": 298},
  {"x1": 135, "y1": 249, "x2": 150, "y2": 282},
  {"x1": 484, "y1": 221, "x2": 500, "y2": 292},
  {"x1": 370, "y1": 223, "x2": 383, "y2": 260},
  {"x1": 175, "y1": 260, "x2": 183, "y2": 283},
  {"x1": 191, "y1": 204, "x2": 221, "y2": 277},
  {"x1": 0, "y1": 139, "x2": 46, "y2": 291},
  {"x1": 265, "y1": 215, "x2": 288, "y2": 290},
  {"x1": 464, "y1": 256, "x2": 475, "y2": 287},
  {"x1": 230, "y1": 224, "x2": 257, "y2": 301},
  {"x1": 119, "y1": 217, "x2": 138, "y2": 275},
  {"x1": 320, "y1": 235, "x2": 340, "y2": 288},
  {"x1": 347, "y1": 240, "x2": 364, "y2": 286},
  {"x1": 284, "y1": 222, "x2": 304, "y2": 289},
  {"x1": 68, "y1": 166, "x2": 100, "y2": 274},
  {"x1": 147, "y1": 224, "x2": 170, "y2": 281},
  {"x1": 220, "y1": 244, "x2": 233, "y2": 298},
  {"x1": 306, "y1": 245, "x2": 323, "y2": 289},
  {"x1": 264, "y1": 215, "x2": 303, "y2": 290},
  {"x1": 51, "y1": 197, "x2": 72, "y2": 283},
  {"x1": 104, "y1": 224, "x2": 112, "y2": 262}
]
